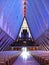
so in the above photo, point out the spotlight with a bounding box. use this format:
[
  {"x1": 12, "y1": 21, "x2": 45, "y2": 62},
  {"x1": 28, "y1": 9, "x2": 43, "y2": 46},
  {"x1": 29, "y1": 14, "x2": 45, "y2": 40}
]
[{"x1": 21, "y1": 47, "x2": 30, "y2": 60}]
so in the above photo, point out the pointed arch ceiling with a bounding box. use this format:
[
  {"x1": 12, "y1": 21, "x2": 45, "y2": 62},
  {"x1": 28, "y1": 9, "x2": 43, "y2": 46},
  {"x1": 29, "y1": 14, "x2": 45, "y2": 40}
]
[{"x1": 0, "y1": 0, "x2": 49, "y2": 41}]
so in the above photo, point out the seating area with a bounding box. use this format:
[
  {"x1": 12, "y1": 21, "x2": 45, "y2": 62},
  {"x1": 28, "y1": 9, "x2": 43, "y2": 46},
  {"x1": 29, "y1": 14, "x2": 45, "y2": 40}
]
[
  {"x1": 0, "y1": 0, "x2": 49, "y2": 65},
  {"x1": 0, "y1": 51, "x2": 21, "y2": 65},
  {"x1": 0, "y1": 50, "x2": 49, "y2": 65},
  {"x1": 31, "y1": 51, "x2": 49, "y2": 65}
]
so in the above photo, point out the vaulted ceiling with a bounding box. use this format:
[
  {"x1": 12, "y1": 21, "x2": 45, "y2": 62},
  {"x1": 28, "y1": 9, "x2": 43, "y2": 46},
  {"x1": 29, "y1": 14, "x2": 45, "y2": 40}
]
[{"x1": 0, "y1": 0, "x2": 49, "y2": 50}]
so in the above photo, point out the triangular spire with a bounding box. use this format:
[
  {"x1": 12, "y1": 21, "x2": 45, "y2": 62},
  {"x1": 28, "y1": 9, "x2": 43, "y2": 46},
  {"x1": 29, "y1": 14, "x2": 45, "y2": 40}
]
[{"x1": 19, "y1": 18, "x2": 32, "y2": 38}]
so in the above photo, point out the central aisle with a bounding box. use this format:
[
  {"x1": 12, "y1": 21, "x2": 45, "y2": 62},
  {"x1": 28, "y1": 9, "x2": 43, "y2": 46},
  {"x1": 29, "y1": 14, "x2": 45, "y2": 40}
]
[{"x1": 13, "y1": 53, "x2": 40, "y2": 65}]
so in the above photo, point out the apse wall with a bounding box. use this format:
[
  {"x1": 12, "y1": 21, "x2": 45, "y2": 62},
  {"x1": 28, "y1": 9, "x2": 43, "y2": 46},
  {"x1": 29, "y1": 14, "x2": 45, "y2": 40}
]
[
  {"x1": 0, "y1": 0, "x2": 23, "y2": 40},
  {"x1": 26, "y1": 0, "x2": 49, "y2": 40}
]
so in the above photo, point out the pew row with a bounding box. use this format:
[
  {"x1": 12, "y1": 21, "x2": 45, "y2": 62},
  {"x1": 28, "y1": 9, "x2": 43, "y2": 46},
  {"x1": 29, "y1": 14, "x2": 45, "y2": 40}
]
[
  {"x1": 0, "y1": 51, "x2": 21, "y2": 65},
  {"x1": 31, "y1": 51, "x2": 49, "y2": 65}
]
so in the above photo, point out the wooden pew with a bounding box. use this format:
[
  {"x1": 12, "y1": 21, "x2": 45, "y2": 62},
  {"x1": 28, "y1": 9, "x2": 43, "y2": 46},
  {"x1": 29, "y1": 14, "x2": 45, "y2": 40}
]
[
  {"x1": 31, "y1": 51, "x2": 49, "y2": 65},
  {"x1": 0, "y1": 51, "x2": 21, "y2": 65}
]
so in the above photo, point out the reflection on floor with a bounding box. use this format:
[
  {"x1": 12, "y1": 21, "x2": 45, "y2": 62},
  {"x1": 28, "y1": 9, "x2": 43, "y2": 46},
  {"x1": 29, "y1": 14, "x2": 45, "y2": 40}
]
[
  {"x1": 0, "y1": 49, "x2": 49, "y2": 65},
  {"x1": 13, "y1": 51, "x2": 40, "y2": 65}
]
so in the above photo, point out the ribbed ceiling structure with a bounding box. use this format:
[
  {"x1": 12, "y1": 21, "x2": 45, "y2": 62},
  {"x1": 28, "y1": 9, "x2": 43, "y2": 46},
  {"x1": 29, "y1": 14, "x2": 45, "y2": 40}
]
[
  {"x1": 0, "y1": 0, "x2": 49, "y2": 50},
  {"x1": 0, "y1": 0, "x2": 23, "y2": 40},
  {"x1": 26, "y1": 0, "x2": 49, "y2": 40}
]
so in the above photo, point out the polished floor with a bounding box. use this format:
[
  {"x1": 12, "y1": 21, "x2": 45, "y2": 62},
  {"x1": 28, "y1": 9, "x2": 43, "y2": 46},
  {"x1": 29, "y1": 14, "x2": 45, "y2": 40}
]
[{"x1": 13, "y1": 52, "x2": 40, "y2": 65}]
